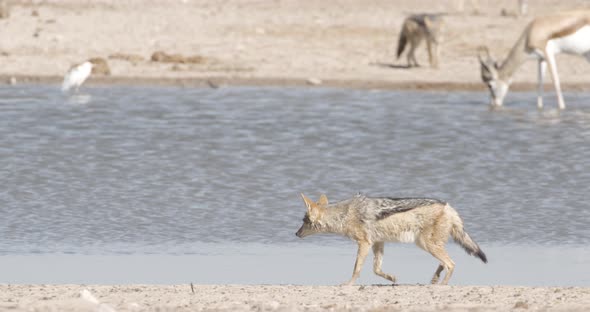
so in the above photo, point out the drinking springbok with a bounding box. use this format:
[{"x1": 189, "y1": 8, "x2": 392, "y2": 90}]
[{"x1": 479, "y1": 10, "x2": 590, "y2": 109}]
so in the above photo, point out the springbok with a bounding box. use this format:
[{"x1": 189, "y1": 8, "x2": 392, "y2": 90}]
[{"x1": 478, "y1": 10, "x2": 590, "y2": 109}]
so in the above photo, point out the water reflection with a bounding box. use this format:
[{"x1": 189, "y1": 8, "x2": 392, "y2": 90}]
[{"x1": 65, "y1": 93, "x2": 92, "y2": 105}]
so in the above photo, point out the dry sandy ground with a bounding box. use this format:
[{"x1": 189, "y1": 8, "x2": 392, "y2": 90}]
[
  {"x1": 1, "y1": 284, "x2": 589, "y2": 311},
  {"x1": 0, "y1": 0, "x2": 589, "y2": 90},
  {"x1": 3, "y1": 3, "x2": 590, "y2": 310}
]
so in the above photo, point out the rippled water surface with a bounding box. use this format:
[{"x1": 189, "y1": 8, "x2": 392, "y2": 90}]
[{"x1": 1, "y1": 85, "x2": 590, "y2": 255}]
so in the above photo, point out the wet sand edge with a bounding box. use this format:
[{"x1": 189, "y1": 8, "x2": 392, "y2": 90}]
[{"x1": 4, "y1": 74, "x2": 590, "y2": 92}]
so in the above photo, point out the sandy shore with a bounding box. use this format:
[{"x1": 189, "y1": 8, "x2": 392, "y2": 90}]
[
  {"x1": 1, "y1": 0, "x2": 589, "y2": 90},
  {"x1": 1, "y1": 284, "x2": 589, "y2": 311},
  {"x1": 2, "y1": 2, "x2": 590, "y2": 310}
]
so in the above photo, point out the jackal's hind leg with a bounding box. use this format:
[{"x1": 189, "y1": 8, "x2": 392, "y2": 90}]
[
  {"x1": 420, "y1": 241, "x2": 455, "y2": 285},
  {"x1": 406, "y1": 46, "x2": 414, "y2": 67},
  {"x1": 427, "y1": 246, "x2": 455, "y2": 285},
  {"x1": 342, "y1": 241, "x2": 370, "y2": 286},
  {"x1": 372, "y1": 242, "x2": 396, "y2": 283},
  {"x1": 407, "y1": 42, "x2": 419, "y2": 67},
  {"x1": 430, "y1": 264, "x2": 444, "y2": 284}
]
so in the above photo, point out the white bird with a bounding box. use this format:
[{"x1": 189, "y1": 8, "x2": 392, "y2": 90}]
[{"x1": 61, "y1": 61, "x2": 93, "y2": 93}]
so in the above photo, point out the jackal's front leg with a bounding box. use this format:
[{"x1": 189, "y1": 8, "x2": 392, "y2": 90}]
[
  {"x1": 341, "y1": 241, "x2": 370, "y2": 286},
  {"x1": 372, "y1": 242, "x2": 396, "y2": 283},
  {"x1": 407, "y1": 44, "x2": 419, "y2": 67},
  {"x1": 427, "y1": 41, "x2": 439, "y2": 69}
]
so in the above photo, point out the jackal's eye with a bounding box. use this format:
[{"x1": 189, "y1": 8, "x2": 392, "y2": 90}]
[{"x1": 302, "y1": 215, "x2": 311, "y2": 223}]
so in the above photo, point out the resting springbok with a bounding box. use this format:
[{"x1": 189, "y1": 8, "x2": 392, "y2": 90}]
[{"x1": 479, "y1": 10, "x2": 590, "y2": 109}]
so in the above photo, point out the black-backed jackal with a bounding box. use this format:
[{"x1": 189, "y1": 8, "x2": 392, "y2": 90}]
[
  {"x1": 296, "y1": 194, "x2": 487, "y2": 285},
  {"x1": 396, "y1": 14, "x2": 444, "y2": 68}
]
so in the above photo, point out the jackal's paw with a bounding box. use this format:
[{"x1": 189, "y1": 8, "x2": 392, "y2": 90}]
[
  {"x1": 340, "y1": 280, "x2": 355, "y2": 286},
  {"x1": 430, "y1": 277, "x2": 439, "y2": 284},
  {"x1": 385, "y1": 274, "x2": 397, "y2": 283}
]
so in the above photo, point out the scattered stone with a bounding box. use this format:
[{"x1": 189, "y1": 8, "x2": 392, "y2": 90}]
[
  {"x1": 0, "y1": 0, "x2": 9, "y2": 19},
  {"x1": 151, "y1": 50, "x2": 206, "y2": 64},
  {"x1": 8, "y1": 76, "x2": 16, "y2": 85},
  {"x1": 51, "y1": 35, "x2": 63, "y2": 43},
  {"x1": 266, "y1": 301, "x2": 280, "y2": 310},
  {"x1": 255, "y1": 27, "x2": 266, "y2": 35},
  {"x1": 514, "y1": 301, "x2": 529, "y2": 309},
  {"x1": 206, "y1": 80, "x2": 219, "y2": 89},
  {"x1": 183, "y1": 55, "x2": 206, "y2": 64},
  {"x1": 109, "y1": 53, "x2": 145, "y2": 63},
  {"x1": 306, "y1": 77, "x2": 322, "y2": 85},
  {"x1": 151, "y1": 50, "x2": 180, "y2": 62},
  {"x1": 88, "y1": 57, "x2": 111, "y2": 75},
  {"x1": 98, "y1": 303, "x2": 116, "y2": 312},
  {"x1": 31, "y1": 9, "x2": 39, "y2": 17},
  {"x1": 500, "y1": 8, "x2": 518, "y2": 18},
  {"x1": 80, "y1": 289, "x2": 100, "y2": 305}
]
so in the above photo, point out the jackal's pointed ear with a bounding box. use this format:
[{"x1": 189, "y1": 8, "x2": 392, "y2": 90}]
[
  {"x1": 317, "y1": 194, "x2": 329, "y2": 206},
  {"x1": 301, "y1": 193, "x2": 316, "y2": 212}
]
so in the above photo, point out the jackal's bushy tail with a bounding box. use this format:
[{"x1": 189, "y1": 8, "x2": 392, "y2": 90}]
[
  {"x1": 450, "y1": 216, "x2": 487, "y2": 263},
  {"x1": 396, "y1": 27, "x2": 407, "y2": 59}
]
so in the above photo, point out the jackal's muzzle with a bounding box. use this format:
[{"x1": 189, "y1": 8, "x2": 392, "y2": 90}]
[{"x1": 295, "y1": 224, "x2": 311, "y2": 238}]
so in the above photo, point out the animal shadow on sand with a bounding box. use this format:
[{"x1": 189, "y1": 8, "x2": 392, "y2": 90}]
[
  {"x1": 355, "y1": 283, "x2": 426, "y2": 289},
  {"x1": 370, "y1": 62, "x2": 414, "y2": 69}
]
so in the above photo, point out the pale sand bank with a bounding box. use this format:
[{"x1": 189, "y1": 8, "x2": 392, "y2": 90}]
[
  {"x1": 1, "y1": 284, "x2": 589, "y2": 311},
  {"x1": 4, "y1": 74, "x2": 590, "y2": 92},
  {"x1": 1, "y1": 1, "x2": 590, "y2": 91}
]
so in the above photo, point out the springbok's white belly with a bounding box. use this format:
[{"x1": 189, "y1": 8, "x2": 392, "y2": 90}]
[{"x1": 547, "y1": 25, "x2": 590, "y2": 56}]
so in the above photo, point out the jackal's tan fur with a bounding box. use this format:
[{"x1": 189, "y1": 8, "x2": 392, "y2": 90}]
[
  {"x1": 296, "y1": 194, "x2": 487, "y2": 285},
  {"x1": 396, "y1": 14, "x2": 444, "y2": 68}
]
